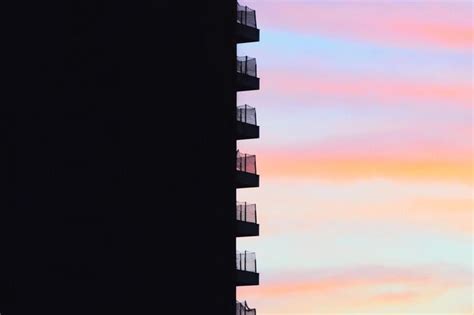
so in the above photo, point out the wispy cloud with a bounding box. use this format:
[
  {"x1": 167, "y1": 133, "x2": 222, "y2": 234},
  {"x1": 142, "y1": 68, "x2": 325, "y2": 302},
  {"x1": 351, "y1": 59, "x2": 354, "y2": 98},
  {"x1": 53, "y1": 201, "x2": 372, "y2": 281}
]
[
  {"x1": 259, "y1": 155, "x2": 472, "y2": 184},
  {"x1": 250, "y1": 1, "x2": 473, "y2": 51},
  {"x1": 237, "y1": 1, "x2": 473, "y2": 313},
  {"x1": 261, "y1": 68, "x2": 472, "y2": 108},
  {"x1": 238, "y1": 265, "x2": 472, "y2": 313},
  {"x1": 245, "y1": 179, "x2": 473, "y2": 237},
  {"x1": 250, "y1": 127, "x2": 472, "y2": 183}
]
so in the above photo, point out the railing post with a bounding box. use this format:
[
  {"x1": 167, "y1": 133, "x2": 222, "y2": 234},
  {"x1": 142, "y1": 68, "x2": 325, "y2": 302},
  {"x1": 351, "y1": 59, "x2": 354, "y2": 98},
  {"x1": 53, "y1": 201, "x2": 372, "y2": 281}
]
[
  {"x1": 244, "y1": 251, "x2": 247, "y2": 271},
  {"x1": 245, "y1": 56, "x2": 248, "y2": 75},
  {"x1": 244, "y1": 202, "x2": 247, "y2": 221},
  {"x1": 244, "y1": 6, "x2": 248, "y2": 25}
]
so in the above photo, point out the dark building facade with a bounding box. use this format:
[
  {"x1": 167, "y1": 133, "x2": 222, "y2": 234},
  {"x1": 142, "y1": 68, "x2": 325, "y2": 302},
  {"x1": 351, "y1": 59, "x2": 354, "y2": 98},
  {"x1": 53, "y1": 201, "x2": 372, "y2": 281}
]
[
  {"x1": 235, "y1": 2, "x2": 261, "y2": 314},
  {"x1": 1, "y1": 1, "x2": 260, "y2": 314}
]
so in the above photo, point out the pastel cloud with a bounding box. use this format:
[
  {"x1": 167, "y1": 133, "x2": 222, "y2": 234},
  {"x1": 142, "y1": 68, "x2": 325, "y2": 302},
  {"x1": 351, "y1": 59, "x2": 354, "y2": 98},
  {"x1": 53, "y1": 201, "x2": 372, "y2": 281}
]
[
  {"x1": 239, "y1": 179, "x2": 472, "y2": 238},
  {"x1": 244, "y1": 127, "x2": 473, "y2": 183},
  {"x1": 238, "y1": 265, "x2": 471, "y2": 313},
  {"x1": 257, "y1": 154, "x2": 472, "y2": 184},
  {"x1": 260, "y1": 125, "x2": 472, "y2": 158},
  {"x1": 261, "y1": 68, "x2": 472, "y2": 108},
  {"x1": 260, "y1": 194, "x2": 473, "y2": 236},
  {"x1": 249, "y1": 1, "x2": 473, "y2": 51},
  {"x1": 236, "y1": 1, "x2": 473, "y2": 313}
]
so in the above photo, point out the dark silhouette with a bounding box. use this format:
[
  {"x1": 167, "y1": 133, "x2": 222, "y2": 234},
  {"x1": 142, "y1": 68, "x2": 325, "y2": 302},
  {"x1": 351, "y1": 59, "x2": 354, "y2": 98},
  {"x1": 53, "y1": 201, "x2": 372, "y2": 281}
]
[{"x1": 1, "y1": 1, "x2": 260, "y2": 314}]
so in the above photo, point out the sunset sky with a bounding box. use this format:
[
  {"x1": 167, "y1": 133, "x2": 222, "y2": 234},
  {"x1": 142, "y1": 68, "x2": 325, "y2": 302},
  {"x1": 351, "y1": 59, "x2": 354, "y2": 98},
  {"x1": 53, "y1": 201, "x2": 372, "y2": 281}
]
[{"x1": 236, "y1": 1, "x2": 473, "y2": 313}]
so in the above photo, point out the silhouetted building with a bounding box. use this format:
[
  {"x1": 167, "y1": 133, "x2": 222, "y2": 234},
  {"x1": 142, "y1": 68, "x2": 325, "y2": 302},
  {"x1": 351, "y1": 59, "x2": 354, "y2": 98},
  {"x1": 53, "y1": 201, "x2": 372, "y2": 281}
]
[
  {"x1": 1, "y1": 1, "x2": 260, "y2": 314},
  {"x1": 235, "y1": 2, "x2": 261, "y2": 313}
]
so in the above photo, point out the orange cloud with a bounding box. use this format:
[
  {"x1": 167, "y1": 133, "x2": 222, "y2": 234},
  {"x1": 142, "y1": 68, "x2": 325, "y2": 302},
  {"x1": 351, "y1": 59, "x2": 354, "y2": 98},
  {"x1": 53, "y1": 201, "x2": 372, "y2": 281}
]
[
  {"x1": 238, "y1": 265, "x2": 471, "y2": 313},
  {"x1": 367, "y1": 291, "x2": 420, "y2": 304},
  {"x1": 244, "y1": 273, "x2": 427, "y2": 297},
  {"x1": 260, "y1": 156, "x2": 473, "y2": 185}
]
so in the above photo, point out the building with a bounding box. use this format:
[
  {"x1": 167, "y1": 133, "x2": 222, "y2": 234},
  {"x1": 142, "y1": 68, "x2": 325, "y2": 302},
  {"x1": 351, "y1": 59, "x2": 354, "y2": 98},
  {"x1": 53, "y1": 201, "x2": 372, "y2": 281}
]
[
  {"x1": 1, "y1": 1, "x2": 260, "y2": 314},
  {"x1": 236, "y1": 2, "x2": 261, "y2": 314}
]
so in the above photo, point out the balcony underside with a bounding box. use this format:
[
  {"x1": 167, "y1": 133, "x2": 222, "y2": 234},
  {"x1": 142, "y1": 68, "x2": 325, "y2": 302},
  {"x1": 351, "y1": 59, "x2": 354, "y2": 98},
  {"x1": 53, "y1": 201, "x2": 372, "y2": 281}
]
[
  {"x1": 237, "y1": 73, "x2": 260, "y2": 91},
  {"x1": 236, "y1": 221, "x2": 259, "y2": 237},
  {"x1": 236, "y1": 121, "x2": 259, "y2": 140},
  {"x1": 236, "y1": 171, "x2": 259, "y2": 188},
  {"x1": 236, "y1": 23, "x2": 260, "y2": 43},
  {"x1": 237, "y1": 270, "x2": 259, "y2": 286}
]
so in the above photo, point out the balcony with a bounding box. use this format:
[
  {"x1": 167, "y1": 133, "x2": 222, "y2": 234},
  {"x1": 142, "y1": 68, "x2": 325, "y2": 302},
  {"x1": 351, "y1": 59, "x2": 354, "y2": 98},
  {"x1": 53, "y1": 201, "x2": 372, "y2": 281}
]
[
  {"x1": 237, "y1": 56, "x2": 260, "y2": 91},
  {"x1": 237, "y1": 105, "x2": 259, "y2": 140},
  {"x1": 236, "y1": 251, "x2": 259, "y2": 286},
  {"x1": 236, "y1": 301, "x2": 256, "y2": 315},
  {"x1": 236, "y1": 202, "x2": 259, "y2": 237},
  {"x1": 236, "y1": 2, "x2": 260, "y2": 43},
  {"x1": 236, "y1": 151, "x2": 259, "y2": 188}
]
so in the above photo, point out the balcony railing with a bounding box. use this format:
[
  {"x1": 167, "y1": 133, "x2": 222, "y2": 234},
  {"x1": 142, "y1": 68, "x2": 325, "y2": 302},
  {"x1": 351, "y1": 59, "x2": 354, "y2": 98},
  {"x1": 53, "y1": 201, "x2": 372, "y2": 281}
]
[
  {"x1": 237, "y1": 105, "x2": 257, "y2": 125},
  {"x1": 237, "y1": 56, "x2": 257, "y2": 77},
  {"x1": 236, "y1": 251, "x2": 257, "y2": 273},
  {"x1": 237, "y1": 3, "x2": 257, "y2": 28},
  {"x1": 237, "y1": 202, "x2": 257, "y2": 224},
  {"x1": 236, "y1": 300, "x2": 256, "y2": 315},
  {"x1": 236, "y1": 151, "x2": 257, "y2": 174}
]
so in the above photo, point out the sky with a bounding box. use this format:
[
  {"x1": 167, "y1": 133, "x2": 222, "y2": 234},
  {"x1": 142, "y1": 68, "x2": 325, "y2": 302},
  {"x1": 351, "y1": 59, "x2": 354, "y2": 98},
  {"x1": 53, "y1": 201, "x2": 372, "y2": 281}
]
[{"x1": 236, "y1": 1, "x2": 473, "y2": 314}]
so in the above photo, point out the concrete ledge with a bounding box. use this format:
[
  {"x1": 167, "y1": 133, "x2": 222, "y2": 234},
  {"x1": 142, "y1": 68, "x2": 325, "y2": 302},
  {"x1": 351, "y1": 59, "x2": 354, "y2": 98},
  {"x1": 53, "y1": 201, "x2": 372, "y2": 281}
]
[
  {"x1": 236, "y1": 171, "x2": 259, "y2": 188},
  {"x1": 236, "y1": 23, "x2": 260, "y2": 43},
  {"x1": 236, "y1": 270, "x2": 259, "y2": 286},
  {"x1": 236, "y1": 121, "x2": 259, "y2": 140},
  {"x1": 236, "y1": 73, "x2": 260, "y2": 91},
  {"x1": 236, "y1": 221, "x2": 259, "y2": 237}
]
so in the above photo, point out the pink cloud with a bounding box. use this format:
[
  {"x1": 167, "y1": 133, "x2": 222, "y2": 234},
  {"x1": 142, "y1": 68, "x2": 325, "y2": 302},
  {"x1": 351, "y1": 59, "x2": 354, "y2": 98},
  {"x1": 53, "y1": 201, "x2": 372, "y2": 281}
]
[
  {"x1": 252, "y1": 2, "x2": 473, "y2": 51},
  {"x1": 238, "y1": 265, "x2": 471, "y2": 312},
  {"x1": 254, "y1": 130, "x2": 473, "y2": 184},
  {"x1": 262, "y1": 68, "x2": 473, "y2": 108},
  {"x1": 264, "y1": 128, "x2": 473, "y2": 161}
]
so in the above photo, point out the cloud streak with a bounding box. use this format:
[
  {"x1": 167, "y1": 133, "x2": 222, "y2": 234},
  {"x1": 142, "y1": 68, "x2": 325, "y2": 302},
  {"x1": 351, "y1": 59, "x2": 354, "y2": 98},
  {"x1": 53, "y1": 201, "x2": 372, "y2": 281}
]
[
  {"x1": 249, "y1": 129, "x2": 473, "y2": 183},
  {"x1": 251, "y1": 1, "x2": 473, "y2": 51},
  {"x1": 258, "y1": 155, "x2": 472, "y2": 184},
  {"x1": 261, "y1": 68, "x2": 472, "y2": 108},
  {"x1": 238, "y1": 265, "x2": 472, "y2": 313}
]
